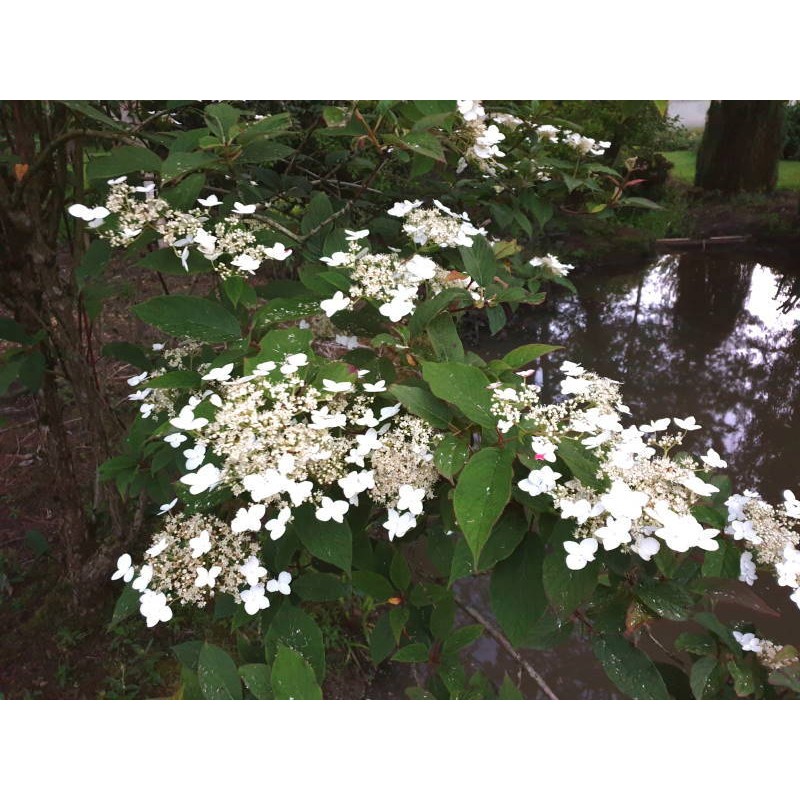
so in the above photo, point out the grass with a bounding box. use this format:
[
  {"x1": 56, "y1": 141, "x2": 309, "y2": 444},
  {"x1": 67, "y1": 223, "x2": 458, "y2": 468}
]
[{"x1": 664, "y1": 150, "x2": 800, "y2": 190}]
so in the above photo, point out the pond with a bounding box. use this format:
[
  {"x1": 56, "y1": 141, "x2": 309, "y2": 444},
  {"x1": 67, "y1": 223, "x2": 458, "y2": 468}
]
[{"x1": 459, "y1": 246, "x2": 800, "y2": 698}]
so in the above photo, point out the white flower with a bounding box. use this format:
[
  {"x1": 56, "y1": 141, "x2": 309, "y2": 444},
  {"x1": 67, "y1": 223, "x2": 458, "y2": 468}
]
[
  {"x1": 243, "y1": 470, "x2": 286, "y2": 503},
  {"x1": 679, "y1": 475, "x2": 720, "y2": 497},
  {"x1": 334, "y1": 334, "x2": 359, "y2": 350},
  {"x1": 189, "y1": 528, "x2": 212, "y2": 558},
  {"x1": 564, "y1": 538, "x2": 598, "y2": 570},
  {"x1": 128, "y1": 388, "x2": 151, "y2": 402},
  {"x1": 197, "y1": 194, "x2": 223, "y2": 207},
  {"x1": 726, "y1": 519, "x2": 762, "y2": 544},
  {"x1": 594, "y1": 517, "x2": 633, "y2": 551},
  {"x1": 264, "y1": 242, "x2": 292, "y2": 260},
  {"x1": 733, "y1": 631, "x2": 762, "y2": 653},
  {"x1": 240, "y1": 556, "x2": 267, "y2": 587},
  {"x1": 231, "y1": 504, "x2": 266, "y2": 533},
  {"x1": 265, "y1": 507, "x2": 292, "y2": 540},
  {"x1": 231, "y1": 254, "x2": 261, "y2": 274},
  {"x1": 387, "y1": 199, "x2": 423, "y2": 217},
  {"x1": 309, "y1": 406, "x2": 347, "y2": 430},
  {"x1": 180, "y1": 463, "x2": 221, "y2": 495},
  {"x1": 701, "y1": 448, "x2": 727, "y2": 469},
  {"x1": 157, "y1": 498, "x2": 178, "y2": 516},
  {"x1": 183, "y1": 443, "x2": 206, "y2": 471},
  {"x1": 457, "y1": 100, "x2": 485, "y2": 121},
  {"x1": 361, "y1": 380, "x2": 385, "y2": 393},
  {"x1": 397, "y1": 484, "x2": 426, "y2": 516},
  {"x1": 68, "y1": 204, "x2": 111, "y2": 223},
  {"x1": 354, "y1": 427, "x2": 383, "y2": 456},
  {"x1": 674, "y1": 416, "x2": 701, "y2": 431},
  {"x1": 252, "y1": 360, "x2": 276, "y2": 376},
  {"x1": 193, "y1": 229, "x2": 218, "y2": 257},
  {"x1": 151, "y1": 343, "x2": 164, "y2": 351},
  {"x1": 529, "y1": 254, "x2": 573, "y2": 278},
  {"x1": 560, "y1": 376, "x2": 591, "y2": 396},
  {"x1": 140, "y1": 403, "x2": 155, "y2": 419},
  {"x1": 379, "y1": 292, "x2": 416, "y2": 322},
  {"x1": 111, "y1": 553, "x2": 134, "y2": 582},
  {"x1": 320, "y1": 251, "x2": 350, "y2": 266},
  {"x1": 284, "y1": 479, "x2": 312, "y2": 506},
  {"x1": 146, "y1": 538, "x2": 168, "y2": 558},
  {"x1": 639, "y1": 418, "x2": 670, "y2": 433},
  {"x1": 648, "y1": 501, "x2": 718, "y2": 552},
  {"x1": 164, "y1": 432, "x2": 187, "y2": 449},
  {"x1": 202, "y1": 363, "x2": 235, "y2": 382},
  {"x1": 195, "y1": 565, "x2": 222, "y2": 589},
  {"x1": 139, "y1": 591, "x2": 173, "y2": 627},
  {"x1": 266, "y1": 571, "x2": 292, "y2": 595},
  {"x1": 383, "y1": 508, "x2": 417, "y2": 541},
  {"x1": 599, "y1": 480, "x2": 649, "y2": 521},
  {"x1": 379, "y1": 403, "x2": 401, "y2": 421},
  {"x1": 345, "y1": 229, "x2": 369, "y2": 241},
  {"x1": 232, "y1": 201, "x2": 256, "y2": 214},
  {"x1": 280, "y1": 353, "x2": 308, "y2": 375},
  {"x1": 791, "y1": 587, "x2": 800, "y2": 611},
  {"x1": 530, "y1": 437, "x2": 557, "y2": 463},
  {"x1": 560, "y1": 361, "x2": 585, "y2": 376},
  {"x1": 170, "y1": 406, "x2": 209, "y2": 431},
  {"x1": 316, "y1": 496, "x2": 350, "y2": 524},
  {"x1": 783, "y1": 490, "x2": 800, "y2": 519},
  {"x1": 127, "y1": 371, "x2": 149, "y2": 387},
  {"x1": 518, "y1": 466, "x2": 562, "y2": 497},
  {"x1": 322, "y1": 379, "x2": 353, "y2": 393},
  {"x1": 403, "y1": 254, "x2": 437, "y2": 281},
  {"x1": 338, "y1": 470, "x2": 375, "y2": 502},
  {"x1": 107, "y1": 176, "x2": 127, "y2": 185},
  {"x1": 132, "y1": 565, "x2": 153, "y2": 592},
  {"x1": 559, "y1": 498, "x2": 603, "y2": 525},
  {"x1": 725, "y1": 493, "x2": 751, "y2": 522},
  {"x1": 240, "y1": 584, "x2": 270, "y2": 615},
  {"x1": 631, "y1": 535, "x2": 660, "y2": 561},
  {"x1": 133, "y1": 181, "x2": 156, "y2": 195},
  {"x1": 739, "y1": 552, "x2": 757, "y2": 586}
]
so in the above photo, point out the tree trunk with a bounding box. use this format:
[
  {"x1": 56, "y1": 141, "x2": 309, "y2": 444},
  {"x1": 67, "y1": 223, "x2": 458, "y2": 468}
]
[{"x1": 695, "y1": 101, "x2": 785, "y2": 193}]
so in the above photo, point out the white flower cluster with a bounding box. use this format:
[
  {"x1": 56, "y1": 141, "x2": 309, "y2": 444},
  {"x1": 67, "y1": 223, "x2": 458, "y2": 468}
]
[
  {"x1": 724, "y1": 489, "x2": 800, "y2": 610},
  {"x1": 456, "y1": 100, "x2": 507, "y2": 175},
  {"x1": 529, "y1": 254, "x2": 575, "y2": 279},
  {"x1": 534, "y1": 125, "x2": 610, "y2": 157},
  {"x1": 492, "y1": 361, "x2": 800, "y2": 613},
  {"x1": 70, "y1": 178, "x2": 291, "y2": 278},
  {"x1": 318, "y1": 204, "x2": 486, "y2": 324},
  {"x1": 733, "y1": 631, "x2": 799, "y2": 670},
  {"x1": 115, "y1": 350, "x2": 442, "y2": 625}
]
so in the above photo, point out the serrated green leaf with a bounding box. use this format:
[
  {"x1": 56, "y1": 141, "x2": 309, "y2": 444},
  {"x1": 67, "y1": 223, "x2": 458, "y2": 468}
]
[
  {"x1": 422, "y1": 361, "x2": 494, "y2": 428},
  {"x1": 239, "y1": 663, "x2": 273, "y2": 699},
  {"x1": 133, "y1": 295, "x2": 241, "y2": 343},
  {"x1": 593, "y1": 635, "x2": 670, "y2": 700},
  {"x1": 390, "y1": 383, "x2": 453, "y2": 429},
  {"x1": 264, "y1": 604, "x2": 325, "y2": 681},
  {"x1": 271, "y1": 645, "x2": 322, "y2": 699},
  {"x1": 197, "y1": 642, "x2": 242, "y2": 700}
]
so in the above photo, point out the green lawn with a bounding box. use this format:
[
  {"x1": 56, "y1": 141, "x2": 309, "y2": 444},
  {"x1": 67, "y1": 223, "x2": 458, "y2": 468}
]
[{"x1": 664, "y1": 150, "x2": 800, "y2": 190}]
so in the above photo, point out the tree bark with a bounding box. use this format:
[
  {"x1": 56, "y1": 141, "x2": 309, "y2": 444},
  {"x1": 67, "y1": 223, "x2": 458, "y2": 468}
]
[{"x1": 695, "y1": 101, "x2": 785, "y2": 193}]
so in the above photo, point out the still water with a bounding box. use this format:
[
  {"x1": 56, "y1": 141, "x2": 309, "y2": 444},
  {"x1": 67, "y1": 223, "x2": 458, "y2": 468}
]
[{"x1": 460, "y1": 247, "x2": 800, "y2": 698}]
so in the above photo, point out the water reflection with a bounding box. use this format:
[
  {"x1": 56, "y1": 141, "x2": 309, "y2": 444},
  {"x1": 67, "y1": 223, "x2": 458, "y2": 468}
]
[{"x1": 466, "y1": 247, "x2": 800, "y2": 698}]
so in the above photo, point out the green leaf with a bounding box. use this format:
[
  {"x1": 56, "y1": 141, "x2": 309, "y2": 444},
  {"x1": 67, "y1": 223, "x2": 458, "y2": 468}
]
[
  {"x1": 409, "y1": 287, "x2": 471, "y2": 336},
  {"x1": 239, "y1": 664, "x2": 273, "y2": 699},
  {"x1": 454, "y1": 447, "x2": 514, "y2": 564},
  {"x1": 422, "y1": 361, "x2": 494, "y2": 428},
  {"x1": 102, "y1": 342, "x2": 150, "y2": 370},
  {"x1": 434, "y1": 434, "x2": 470, "y2": 478},
  {"x1": 301, "y1": 192, "x2": 334, "y2": 235},
  {"x1": 160, "y1": 172, "x2": 206, "y2": 210},
  {"x1": 60, "y1": 100, "x2": 127, "y2": 131},
  {"x1": 271, "y1": 645, "x2": 323, "y2": 700},
  {"x1": 241, "y1": 140, "x2": 295, "y2": 164},
  {"x1": 133, "y1": 295, "x2": 241, "y2": 343},
  {"x1": 557, "y1": 438, "x2": 604, "y2": 490},
  {"x1": 701, "y1": 538, "x2": 741, "y2": 578},
  {"x1": 727, "y1": 660, "x2": 756, "y2": 697},
  {"x1": 369, "y1": 613, "x2": 395, "y2": 664},
  {"x1": 172, "y1": 640, "x2": 203, "y2": 671},
  {"x1": 690, "y1": 655, "x2": 725, "y2": 699},
  {"x1": 501, "y1": 343, "x2": 562, "y2": 370},
  {"x1": 593, "y1": 635, "x2": 670, "y2": 700},
  {"x1": 542, "y1": 520, "x2": 599, "y2": 617},
  {"x1": 427, "y1": 313, "x2": 465, "y2": 362},
  {"x1": 392, "y1": 643, "x2": 430, "y2": 663},
  {"x1": 292, "y1": 572, "x2": 348, "y2": 602},
  {"x1": 253, "y1": 297, "x2": 322, "y2": 329},
  {"x1": 618, "y1": 196, "x2": 663, "y2": 211},
  {"x1": 352, "y1": 571, "x2": 396, "y2": 602},
  {"x1": 161, "y1": 150, "x2": 219, "y2": 180},
  {"x1": 0, "y1": 315, "x2": 35, "y2": 345},
  {"x1": 390, "y1": 551, "x2": 411, "y2": 592},
  {"x1": 204, "y1": 102, "x2": 241, "y2": 140},
  {"x1": 675, "y1": 632, "x2": 716, "y2": 656},
  {"x1": 87, "y1": 145, "x2": 162, "y2": 181},
  {"x1": 264, "y1": 604, "x2": 325, "y2": 681},
  {"x1": 389, "y1": 606, "x2": 410, "y2": 643},
  {"x1": 498, "y1": 675, "x2": 524, "y2": 699},
  {"x1": 76, "y1": 239, "x2": 111, "y2": 288},
  {"x1": 490, "y1": 533, "x2": 547, "y2": 648},
  {"x1": 389, "y1": 383, "x2": 453, "y2": 429},
  {"x1": 249, "y1": 327, "x2": 312, "y2": 370},
  {"x1": 636, "y1": 581, "x2": 694, "y2": 621},
  {"x1": 459, "y1": 236, "x2": 496, "y2": 286},
  {"x1": 109, "y1": 587, "x2": 139, "y2": 628},
  {"x1": 197, "y1": 642, "x2": 243, "y2": 700},
  {"x1": 442, "y1": 625, "x2": 483, "y2": 658},
  {"x1": 292, "y1": 505, "x2": 352, "y2": 573},
  {"x1": 521, "y1": 193, "x2": 554, "y2": 230},
  {"x1": 145, "y1": 371, "x2": 201, "y2": 389},
  {"x1": 401, "y1": 131, "x2": 445, "y2": 161}
]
